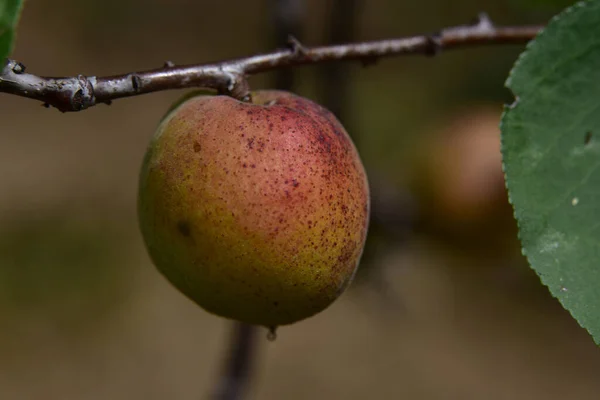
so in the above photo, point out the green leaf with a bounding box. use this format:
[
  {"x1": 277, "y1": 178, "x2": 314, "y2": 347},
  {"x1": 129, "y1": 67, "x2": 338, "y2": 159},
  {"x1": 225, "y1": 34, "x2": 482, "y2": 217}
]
[
  {"x1": 502, "y1": 0, "x2": 600, "y2": 343},
  {"x1": 0, "y1": 0, "x2": 24, "y2": 59}
]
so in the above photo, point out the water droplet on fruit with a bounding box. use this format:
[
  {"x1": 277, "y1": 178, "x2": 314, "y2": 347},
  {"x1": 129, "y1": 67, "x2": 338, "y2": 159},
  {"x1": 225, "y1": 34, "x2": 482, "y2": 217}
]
[{"x1": 266, "y1": 326, "x2": 278, "y2": 341}]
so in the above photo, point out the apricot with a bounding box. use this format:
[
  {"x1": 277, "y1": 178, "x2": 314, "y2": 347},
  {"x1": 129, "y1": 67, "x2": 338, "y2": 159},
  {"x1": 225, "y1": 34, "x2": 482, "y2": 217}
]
[{"x1": 137, "y1": 90, "x2": 370, "y2": 327}]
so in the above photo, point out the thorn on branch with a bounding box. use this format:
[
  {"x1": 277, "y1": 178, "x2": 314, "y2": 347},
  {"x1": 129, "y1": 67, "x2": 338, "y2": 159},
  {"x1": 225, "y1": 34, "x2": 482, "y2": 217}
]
[
  {"x1": 287, "y1": 35, "x2": 307, "y2": 56},
  {"x1": 476, "y1": 12, "x2": 494, "y2": 31},
  {"x1": 12, "y1": 62, "x2": 25, "y2": 74},
  {"x1": 443, "y1": 13, "x2": 495, "y2": 38},
  {"x1": 164, "y1": 60, "x2": 175, "y2": 68}
]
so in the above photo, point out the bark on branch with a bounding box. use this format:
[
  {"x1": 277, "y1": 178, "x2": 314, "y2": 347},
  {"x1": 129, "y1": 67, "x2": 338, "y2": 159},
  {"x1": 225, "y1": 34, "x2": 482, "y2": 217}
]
[{"x1": 0, "y1": 14, "x2": 542, "y2": 112}]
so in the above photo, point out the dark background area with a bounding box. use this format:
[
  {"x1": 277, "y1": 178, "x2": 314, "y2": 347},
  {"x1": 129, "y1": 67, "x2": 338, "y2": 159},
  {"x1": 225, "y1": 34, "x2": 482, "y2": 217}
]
[{"x1": 1, "y1": 0, "x2": 599, "y2": 399}]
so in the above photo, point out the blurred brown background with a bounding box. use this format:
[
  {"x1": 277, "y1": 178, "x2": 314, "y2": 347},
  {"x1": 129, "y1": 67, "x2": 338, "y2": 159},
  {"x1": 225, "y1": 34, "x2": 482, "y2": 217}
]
[{"x1": 1, "y1": 0, "x2": 599, "y2": 399}]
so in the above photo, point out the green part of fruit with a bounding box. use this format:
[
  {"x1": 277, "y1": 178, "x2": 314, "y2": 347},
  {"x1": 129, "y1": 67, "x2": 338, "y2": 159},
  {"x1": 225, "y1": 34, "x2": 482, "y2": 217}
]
[{"x1": 138, "y1": 90, "x2": 370, "y2": 327}]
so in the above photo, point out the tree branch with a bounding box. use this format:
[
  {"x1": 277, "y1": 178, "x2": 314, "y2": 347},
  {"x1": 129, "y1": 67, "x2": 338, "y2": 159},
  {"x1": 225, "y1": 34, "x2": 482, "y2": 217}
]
[
  {"x1": 0, "y1": 14, "x2": 542, "y2": 112},
  {"x1": 211, "y1": 323, "x2": 259, "y2": 400}
]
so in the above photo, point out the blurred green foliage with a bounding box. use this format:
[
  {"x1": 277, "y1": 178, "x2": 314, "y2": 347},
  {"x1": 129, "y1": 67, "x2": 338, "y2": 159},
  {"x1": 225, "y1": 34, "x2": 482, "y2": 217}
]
[{"x1": 0, "y1": 0, "x2": 23, "y2": 58}]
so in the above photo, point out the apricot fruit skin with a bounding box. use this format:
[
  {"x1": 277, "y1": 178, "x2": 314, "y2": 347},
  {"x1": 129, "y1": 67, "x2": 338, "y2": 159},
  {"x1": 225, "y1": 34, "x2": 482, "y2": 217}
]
[{"x1": 138, "y1": 90, "x2": 370, "y2": 327}]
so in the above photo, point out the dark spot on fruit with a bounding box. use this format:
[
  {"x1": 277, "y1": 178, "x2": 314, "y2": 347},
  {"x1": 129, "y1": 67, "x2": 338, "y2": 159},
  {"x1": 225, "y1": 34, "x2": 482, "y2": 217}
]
[
  {"x1": 585, "y1": 131, "x2": 593, "y2": 145},
  {"x1": 337, "y1": 240, "x2": 355, "y2": 266},
  {"x1": 243, "y1": 163, "x2": 247, "y2": 168},
  {"x1": 292, "y1": 179, "x2": 299, "y2": 188},
  {"x1": 251, "y1": 164, "x2": 256, "y2": 168},
  {"x1": 247, "y1": 137, "x2": 255, "y2": 149},
  {"x1": 193, "y1": 142, "x2": 201, "y2": 152},
  {"x1": 257, "y1": 140, "x2": 266, "y2": 152},
  {"x1": 177, "y1": 220, "x2": 191, "y2": 237}
]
